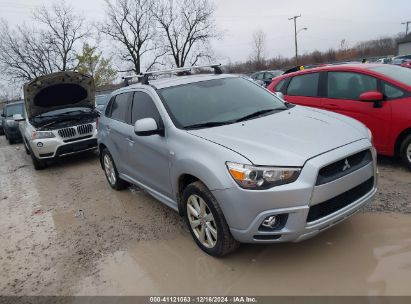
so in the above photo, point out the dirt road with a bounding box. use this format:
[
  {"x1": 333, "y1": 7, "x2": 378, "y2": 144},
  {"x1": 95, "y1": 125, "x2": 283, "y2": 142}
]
[{"x1": 1, "y1": 136, "x2": 410, "y2": 296}]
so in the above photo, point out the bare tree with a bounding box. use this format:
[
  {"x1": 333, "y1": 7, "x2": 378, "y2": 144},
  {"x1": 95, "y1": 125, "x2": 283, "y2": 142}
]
[
  {"x1": 153, "y1": 0, "x2": 217, "y2": 67},
  {"x1": 0, "y1": 21, "x2": 57, "y2": 81},
  {"x1": 251, "y1": 30, "x2": 266, "y2": 67},
  {"x1": 100, "y1": 0, "x2": 165, "y2": 74},
  {"x1": 33, "y1": 0, "x2": 88, "y2": 71},
  {"x1": 0, "y1": 1, "x2": 87, "y2": 82}
]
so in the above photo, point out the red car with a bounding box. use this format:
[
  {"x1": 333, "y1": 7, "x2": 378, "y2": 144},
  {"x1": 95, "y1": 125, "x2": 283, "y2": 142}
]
[{"x1": 267, "y1": 64, "x2": 411, "y2": 169}]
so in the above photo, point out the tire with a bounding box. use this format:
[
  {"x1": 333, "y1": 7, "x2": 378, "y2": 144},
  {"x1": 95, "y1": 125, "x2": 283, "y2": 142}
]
[
  {"x1": 30, "y1": 151, "x2": 46, "y2": 170},
  {"x1": 8, "y1": 137, "x2": 14, "y2": 145},
  {"x1": 400, "y1": 135, "x2": 411, "y2": 171},
  {"x1": 23, "y1": 138, "x2": 30, "y2": 155},
  {"x1": 182, "y1": 181, "x2": 239, "y2": 257},
  {"x1": 101, "y1": 148, "x2": 129, "y2": 190}
]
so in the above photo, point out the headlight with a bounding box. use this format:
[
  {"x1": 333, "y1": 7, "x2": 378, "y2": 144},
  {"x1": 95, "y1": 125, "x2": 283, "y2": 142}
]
[
  {"x1": 226, "y1": 162, "x2": 301, "y2": 190},
  {"x1": 367, "y1": 128, "x2": 373, "y2": 144},
  {"x1": 32, "y1": 131, "x2": 55, "y2": 139}
]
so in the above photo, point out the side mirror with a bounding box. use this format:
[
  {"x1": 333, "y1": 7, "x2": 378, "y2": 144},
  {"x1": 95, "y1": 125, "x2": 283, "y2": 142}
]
[
  {"x1": 359, "y1": 91, "x2": 383, "y2": 102},
  {"x1": 134, "y1": 118, "x2": 163, "y2": 136},
  {"x1": 275, "y1": 92, "x2": 285, "y2": 100},
  {"x1": 13, "y1": 114, "x2": 25, "y2": 121}
]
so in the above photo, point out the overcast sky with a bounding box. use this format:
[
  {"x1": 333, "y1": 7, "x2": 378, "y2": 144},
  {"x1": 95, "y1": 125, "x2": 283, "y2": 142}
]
[{"x1": 0, "y1": 0, "x2": 409, "y2": 64}]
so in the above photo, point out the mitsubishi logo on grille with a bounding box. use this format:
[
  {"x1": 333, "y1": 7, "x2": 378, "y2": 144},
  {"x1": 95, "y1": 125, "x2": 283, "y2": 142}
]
[{"x1": 342, "y1": 159, "x2": 351, "y2": 172}]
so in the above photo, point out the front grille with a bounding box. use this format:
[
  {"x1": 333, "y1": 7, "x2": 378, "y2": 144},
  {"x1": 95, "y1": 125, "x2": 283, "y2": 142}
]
[
  {"x1": 316, "y1": 150, "x2": 372, "y2": 186},
  {"x1": 307, "y1": 177, "x2": 374, "y2": 222},
  {"x1": 77, "y1": 124, "x2": 93, "y2": 135},
  {"x1": 58, "y1": 127, "x2": 76, "y2": 138}
]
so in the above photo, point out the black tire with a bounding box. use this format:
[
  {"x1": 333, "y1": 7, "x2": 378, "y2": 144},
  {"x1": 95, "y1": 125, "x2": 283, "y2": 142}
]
[
  {"x1": 182, "y1": 181, "x2": 239, "y2": 257},
  {"x1": 30, "y1": 152, "x2": 46, "y2": 170},
  {"x1": 101, "y1": 148, "x2": 129, "y2": 190},
  {"x1": 8, "y1": 137, "x2": 14, "y2": 145},
  {"x1": 400, "y1": 134, "x2": 411, "y2": 171},
  {"x1": 23, "y1": 138, "x2": 30, "y2": 155}
]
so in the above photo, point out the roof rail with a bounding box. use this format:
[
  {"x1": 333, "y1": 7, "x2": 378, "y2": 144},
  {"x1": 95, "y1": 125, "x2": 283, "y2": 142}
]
[{"x1": 122, "y1": 63, "x2": 223, "y2": 86}]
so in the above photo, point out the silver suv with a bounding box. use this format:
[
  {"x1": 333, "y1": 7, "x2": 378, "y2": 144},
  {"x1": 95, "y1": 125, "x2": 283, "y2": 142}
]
[
  {"x1": 18, "y1": 72, "x2": 98, "y2": 170},
  {"x1": 98, "y1": 66, "x2": 377, "y2": 257}
]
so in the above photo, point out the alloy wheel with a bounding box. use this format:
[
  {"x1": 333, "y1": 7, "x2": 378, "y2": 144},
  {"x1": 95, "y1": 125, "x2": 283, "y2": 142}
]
[
  {"x1": 103, "y1": 154, "x2": 116, "y2": 185},
  {"x1": 187, "y1": 194, "x2": 218, "y2": 248}
]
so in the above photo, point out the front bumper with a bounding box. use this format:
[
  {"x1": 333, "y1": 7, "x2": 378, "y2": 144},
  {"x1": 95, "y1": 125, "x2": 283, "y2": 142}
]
[
  {"x1": 29, "y1": 125, "x2": 98, "y2": 159},
  {"x1": 212, "y1": 139, "x2": 378, "y2": 243}
]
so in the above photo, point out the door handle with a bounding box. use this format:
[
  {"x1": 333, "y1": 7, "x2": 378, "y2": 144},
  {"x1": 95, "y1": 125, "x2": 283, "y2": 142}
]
[{"x1": 126, "y1": 138, "x2": 135, "y2": 144}]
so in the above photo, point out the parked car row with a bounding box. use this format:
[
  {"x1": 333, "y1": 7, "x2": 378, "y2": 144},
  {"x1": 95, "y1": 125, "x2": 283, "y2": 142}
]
[
  {"x1": 0, "y1": 72, "x2": 100, "y2": 170},
  {"x1": 10, "y1": 63, "x2": 411, "y2": 257}
]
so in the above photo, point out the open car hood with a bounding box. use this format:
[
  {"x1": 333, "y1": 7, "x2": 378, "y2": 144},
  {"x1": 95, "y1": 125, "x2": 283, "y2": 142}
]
[{"x1": 24, "y1": 72, "x2": 95, "y2": 119}]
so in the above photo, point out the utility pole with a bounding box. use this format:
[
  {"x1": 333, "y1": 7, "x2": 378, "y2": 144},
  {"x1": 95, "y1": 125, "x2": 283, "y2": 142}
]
[
  {"x1": 289, "y1": 14, "x2": 301, "y2": 65},
  {"x1": 402, "y1": 21, "x2": 411, "y2": 36}
]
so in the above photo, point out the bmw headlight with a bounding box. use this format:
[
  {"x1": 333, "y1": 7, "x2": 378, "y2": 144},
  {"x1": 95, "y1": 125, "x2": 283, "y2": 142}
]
[
  {"x1": 31, "y1": 131, "x2": 55, "y2": 139},
  {"x1": 226, "y1": 162, "x2": 301, "y2": 190}
]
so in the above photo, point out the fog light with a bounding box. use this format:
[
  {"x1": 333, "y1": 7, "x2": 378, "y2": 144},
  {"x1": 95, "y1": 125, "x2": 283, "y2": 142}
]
[
  {"x1": 37, "y1": 142, "x2": 43, "y2": 147},
  {"x1": 262, "y1": 215, "x2": 279, "y2": 229}
]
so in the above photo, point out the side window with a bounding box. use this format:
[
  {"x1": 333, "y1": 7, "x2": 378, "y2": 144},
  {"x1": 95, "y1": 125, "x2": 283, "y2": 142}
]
[
  {"x1": 383, "y1": 82, "x2": 404, "y2": 99},
  {"x1": 275, "y1": 79, "x2": 287, "y2": 92},
  {"x1": 328, "y1": 72, "x2": 377, "y2": 100},
  {"x1": 105, "y1": 97, "x2": 115, "y2": 117},
  {"x1": 131, "y1": 91, "x2": 161, "y2": 125},
  {"x1": 256, "y1": 73, "x2": 264, "y2": 80},
  {"x1": 287, "y1": 73, "x2": 319, "y2": 97},
  {"x1": 110, "y1": 93, "x2": 131, "y2": 122}
]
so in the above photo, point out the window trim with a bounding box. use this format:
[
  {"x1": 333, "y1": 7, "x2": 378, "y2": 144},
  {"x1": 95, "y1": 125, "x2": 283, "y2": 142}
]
[
  {"x1": 286, "y1": 72, "x2": 321, "y2": 98},
  {"x1": 325, "y1": 71, "x2": 379, "y2": 101}
]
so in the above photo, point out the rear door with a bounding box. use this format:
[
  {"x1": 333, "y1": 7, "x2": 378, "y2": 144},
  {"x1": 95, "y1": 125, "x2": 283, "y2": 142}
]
[
  {"x1": 284, "y1": 72, "x2": 323, "y2": 108},
  {"x1": 322, "y1": 71, "x2": 392, "y2": 153},
  {"x1": 104, "y1": 92, "x2": 133, "y2": 175},
  {"x1": 127, "y1": 90, "x2": 172, "y2": 197}
]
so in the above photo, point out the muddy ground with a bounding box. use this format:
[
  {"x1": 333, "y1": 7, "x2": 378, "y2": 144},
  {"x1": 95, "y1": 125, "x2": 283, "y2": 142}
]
[{"x1": 0, "y1": 136, "x2": 410, "y2": 296}]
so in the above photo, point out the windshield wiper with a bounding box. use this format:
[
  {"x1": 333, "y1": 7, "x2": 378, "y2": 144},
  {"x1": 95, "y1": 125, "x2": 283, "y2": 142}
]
[
  {"x1": 184, "y1": 121, "x2": 234, "y2": 130},
  {"x1": 234, "y1": 109, "x2": 281, "y2": 123}
]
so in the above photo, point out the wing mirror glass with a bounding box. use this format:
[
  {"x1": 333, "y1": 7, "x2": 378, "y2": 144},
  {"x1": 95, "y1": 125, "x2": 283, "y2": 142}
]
[{"x1": 134, "y1": 118, "x2": 163, "y2": 136}]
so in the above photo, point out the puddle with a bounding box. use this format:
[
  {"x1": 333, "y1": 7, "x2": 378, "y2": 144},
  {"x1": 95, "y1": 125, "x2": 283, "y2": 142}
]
[{"x1": 76, "y1": 213, "x2": 411, "y2": 296}]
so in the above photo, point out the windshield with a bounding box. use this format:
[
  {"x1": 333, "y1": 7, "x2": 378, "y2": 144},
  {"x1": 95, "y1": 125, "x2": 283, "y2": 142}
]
[
  {"x1": 369, "y1": 65, "x2": 411, "y2": 86},
  {"x1": 95, "y1": 95, "x2": 109, "y2": 106},
  {"x1": 5, "y1": 103, "x2": 24, "y2": 117},
  {"x1": 158, "y1": 77, "x2": 286, "y2": 129}
]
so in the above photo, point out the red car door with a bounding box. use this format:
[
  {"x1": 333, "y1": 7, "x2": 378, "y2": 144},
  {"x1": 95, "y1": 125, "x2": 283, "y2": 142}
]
[
  {"x1": 322, "y1": 71, "x2": 392, "y2": 154},
  {"x1": 283, "y1": 72, "x2": 323, "y2": 109}
]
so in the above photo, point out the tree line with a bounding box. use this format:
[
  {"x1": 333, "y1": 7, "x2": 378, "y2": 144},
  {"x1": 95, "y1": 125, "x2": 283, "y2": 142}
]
[{"x1": 227, "y1": 32, "x2": 403, "y2": 74}]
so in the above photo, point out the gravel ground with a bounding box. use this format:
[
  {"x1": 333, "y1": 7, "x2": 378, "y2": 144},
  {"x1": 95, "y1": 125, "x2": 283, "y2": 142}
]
[{"x1": 0, "y1": 137, "x2": 410, "y2": 296}]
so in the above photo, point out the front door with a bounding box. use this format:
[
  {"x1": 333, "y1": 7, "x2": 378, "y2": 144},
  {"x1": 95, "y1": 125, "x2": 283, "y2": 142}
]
[{"x1": 127, "y1": 90, "x2": 172, "y2": 197}]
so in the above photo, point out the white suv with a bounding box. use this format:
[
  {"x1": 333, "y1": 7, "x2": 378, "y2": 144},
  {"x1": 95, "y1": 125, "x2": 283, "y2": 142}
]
[{"x1": 18, "y1": 72, "x2": 98, "y2": 170}]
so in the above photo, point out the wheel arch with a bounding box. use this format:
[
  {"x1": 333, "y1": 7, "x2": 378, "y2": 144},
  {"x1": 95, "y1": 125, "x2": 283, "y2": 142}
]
[{"x1": 394, "y1": 127, "x2": 411, "y2": 156}]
